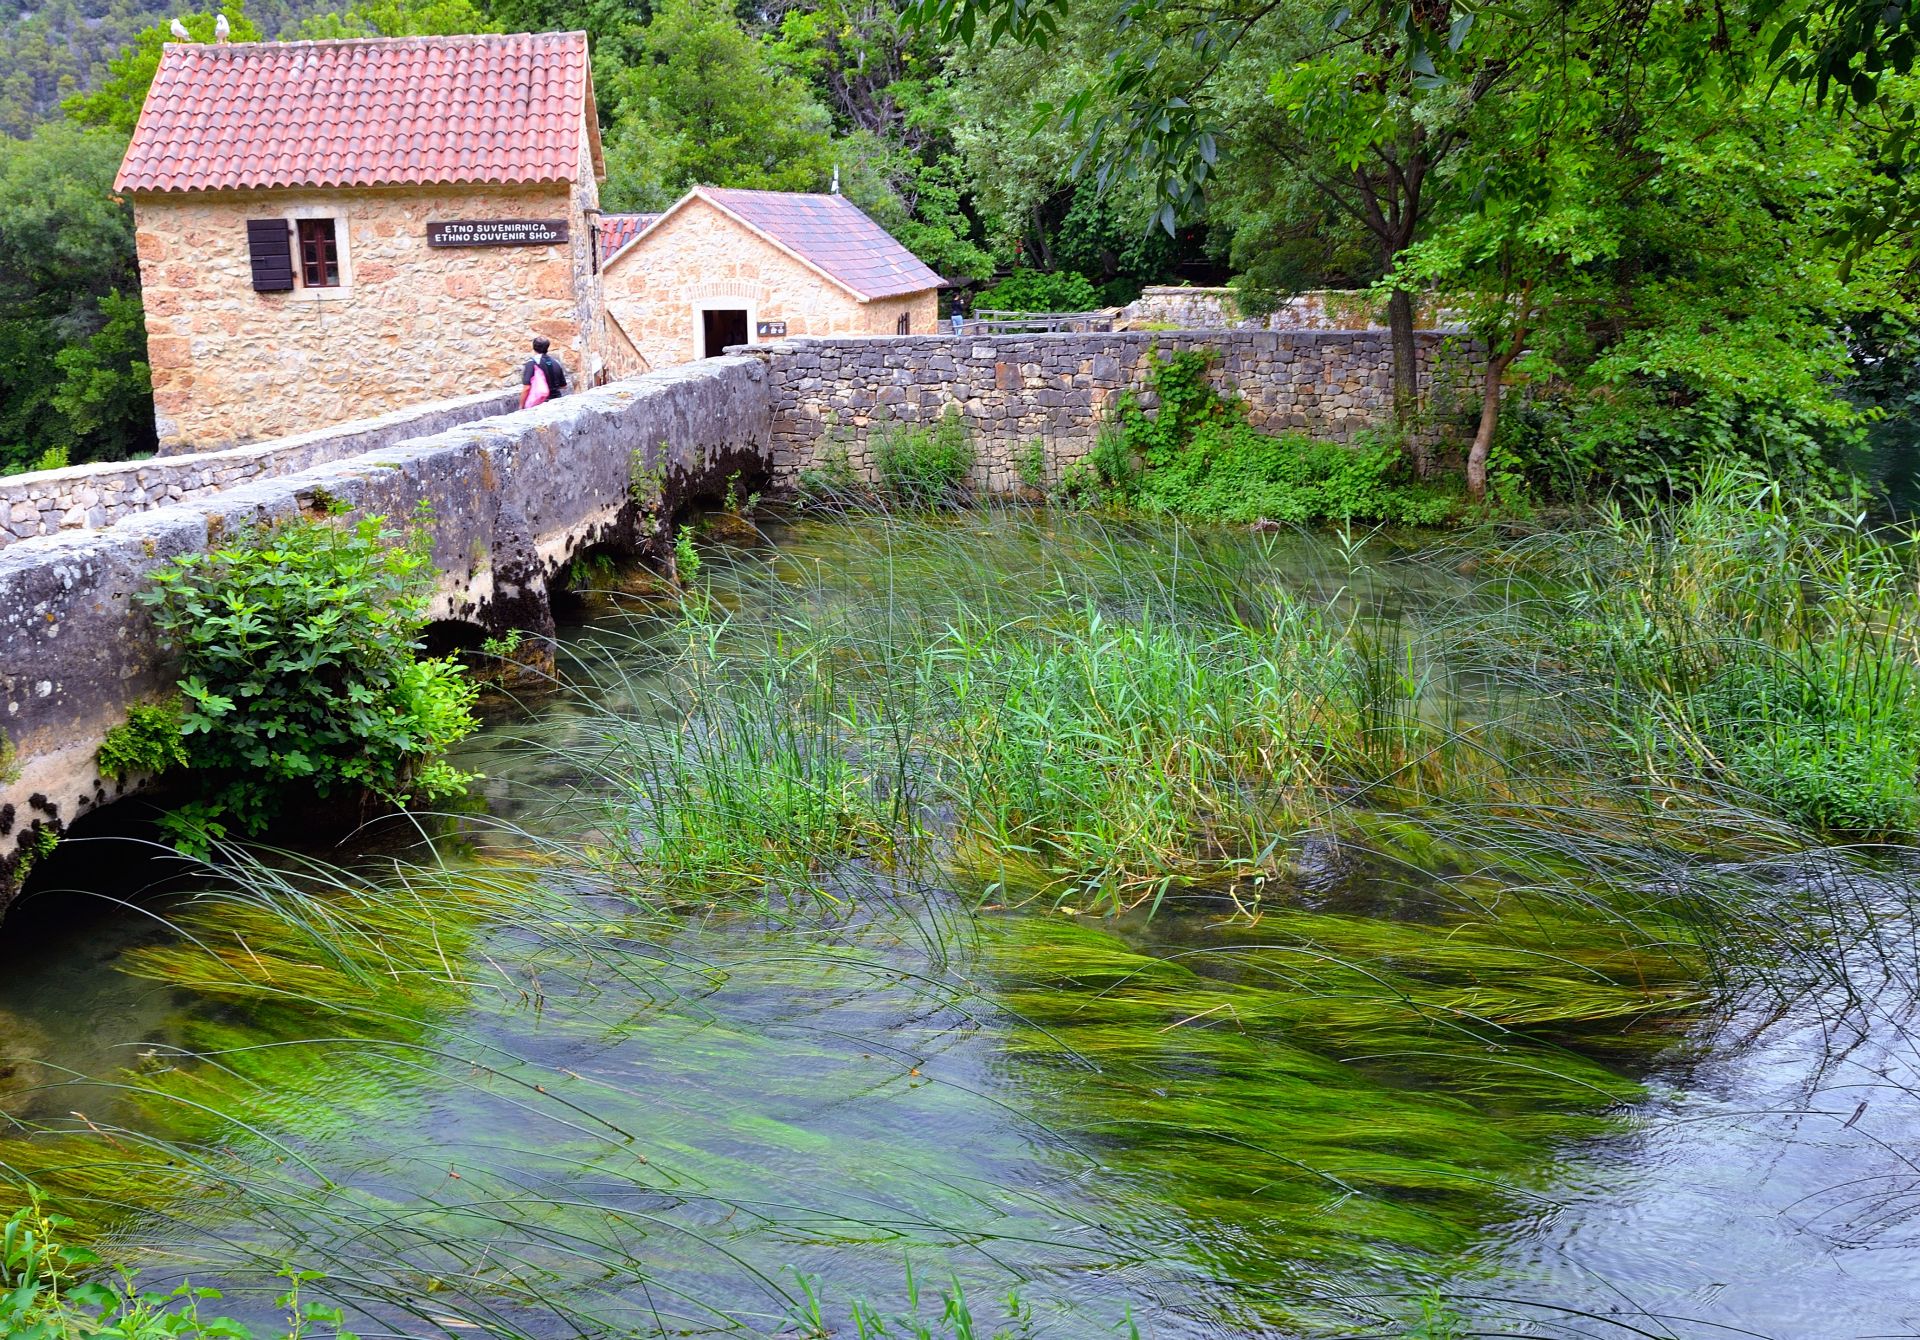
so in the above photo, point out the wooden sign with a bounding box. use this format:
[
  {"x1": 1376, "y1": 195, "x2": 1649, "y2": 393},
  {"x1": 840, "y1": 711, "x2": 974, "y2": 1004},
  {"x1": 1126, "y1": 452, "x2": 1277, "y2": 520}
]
[
  {"x1": 756, "y1": 320, "x2": 788, "y2": 338},
  {"x1": 427, "y1": 220, "x2": 569, "y2": 248}
]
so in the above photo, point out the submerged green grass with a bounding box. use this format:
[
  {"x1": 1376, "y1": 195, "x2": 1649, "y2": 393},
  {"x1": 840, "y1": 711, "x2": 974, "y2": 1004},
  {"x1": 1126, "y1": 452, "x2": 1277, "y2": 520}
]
[{"x1": 4, "y1": 496, "x2": 1914, "y2": 1337}]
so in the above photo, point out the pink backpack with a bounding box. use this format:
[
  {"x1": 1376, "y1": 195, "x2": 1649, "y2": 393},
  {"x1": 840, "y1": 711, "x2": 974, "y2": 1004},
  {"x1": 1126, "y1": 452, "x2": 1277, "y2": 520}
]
[{"x1": 523, "y1": 359, "x2": 551, "y2": 409}]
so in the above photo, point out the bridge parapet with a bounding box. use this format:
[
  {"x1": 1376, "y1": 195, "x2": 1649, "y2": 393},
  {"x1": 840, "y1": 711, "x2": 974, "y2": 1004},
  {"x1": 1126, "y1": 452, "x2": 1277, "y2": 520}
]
[{"x1": 0, "y1": 387, "x2": 527, "y2": 550}]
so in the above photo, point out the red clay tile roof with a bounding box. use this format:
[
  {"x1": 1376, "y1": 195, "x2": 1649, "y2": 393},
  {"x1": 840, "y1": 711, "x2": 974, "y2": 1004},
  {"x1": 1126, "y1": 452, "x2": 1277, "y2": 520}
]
[
  {"x1": 596, "y1": 211, "x2": 658, "y2": 261},
  {"x1": 116, "y1": 32, "x2": 602, "y2": 194},
  {"x1": 696, "y1": 187, "x2": 945, "y2": 301}
]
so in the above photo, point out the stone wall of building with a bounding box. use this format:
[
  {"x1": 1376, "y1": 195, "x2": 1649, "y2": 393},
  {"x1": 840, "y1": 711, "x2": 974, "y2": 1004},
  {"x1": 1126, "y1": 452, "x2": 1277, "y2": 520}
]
[
  {"x1": 0, "y1": 388, "x2": 523, "y2": 549},
  {"x1": 0, "y1": 356, "x2": 771, "y2": 905},
  {"x1": 601, "y1": 194, "x2": 938, "y2": 375},
  {"x1": 133, "y1": 129, "x2": 605, "y2": 452},
  {"x1": 749, "y1": 329, "x2": 1479, "y2": 491},
  {"x1": 1118, "y1": 286, "x2": 1458, "y2": 332}
]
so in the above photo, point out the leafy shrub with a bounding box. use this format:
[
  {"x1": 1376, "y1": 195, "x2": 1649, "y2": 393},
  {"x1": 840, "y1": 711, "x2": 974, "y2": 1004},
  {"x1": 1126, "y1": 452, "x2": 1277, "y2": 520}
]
[
  {"x1": 1084, "y1": 349, "x2": 1457, "y2": 525},
  {"x1": 1, "y1": 444, "x2": 68, "y2": 477},
  {"x1": 972, "y1": 269, "x2": 1101, "y2": 314},
  {"x1": 136, "y1": 512, "x2": 479, "y2": 847},
  {"x1": 2, "y1": 1201, "x2": 356, "y2": 1339},
  {"x1": 873, "y1": 408, "x2": 974, "y2": 508},
  {"x1": 1492, "y1": 380, "x2": 1863, "y2": 502}
]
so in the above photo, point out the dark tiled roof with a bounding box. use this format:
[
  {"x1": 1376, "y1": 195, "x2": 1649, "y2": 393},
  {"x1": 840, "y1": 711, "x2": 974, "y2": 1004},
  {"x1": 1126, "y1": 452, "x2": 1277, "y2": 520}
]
[
  {"x1": 596, "y1": 211, "x2": 659, "y2": 260},
  {"x1": 700, "y1": 187, "x2": 944, "y2": 300},
  {"x1": 117, "y1": 32, "x2": 599, "y2": 194}
]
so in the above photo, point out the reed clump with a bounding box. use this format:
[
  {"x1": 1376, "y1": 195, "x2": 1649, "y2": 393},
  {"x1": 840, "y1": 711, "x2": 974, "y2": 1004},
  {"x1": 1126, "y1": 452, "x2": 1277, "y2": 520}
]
[{"x1": 1499, "y1": 469, "x2": 1920, "y2": 834}]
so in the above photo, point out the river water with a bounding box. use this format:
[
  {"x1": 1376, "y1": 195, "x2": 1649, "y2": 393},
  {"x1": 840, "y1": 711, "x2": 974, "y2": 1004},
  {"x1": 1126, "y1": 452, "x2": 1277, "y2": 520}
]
[{"x1": 2, "y1": 513, "x2": 1918, "y2": 1339}]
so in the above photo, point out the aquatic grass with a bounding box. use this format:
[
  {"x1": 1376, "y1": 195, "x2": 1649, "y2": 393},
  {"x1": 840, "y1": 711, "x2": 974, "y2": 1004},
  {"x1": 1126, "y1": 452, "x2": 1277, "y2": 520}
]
[
  {"x1": 925, "y1": 599, "x2": 1383, "y2": 899},
  {"x1": 6, "y1": 507, "x2": 1917, "y2": 1339},
  {"x1": 1474, "y1": 467, "x2": 1920, "y2": 834}
]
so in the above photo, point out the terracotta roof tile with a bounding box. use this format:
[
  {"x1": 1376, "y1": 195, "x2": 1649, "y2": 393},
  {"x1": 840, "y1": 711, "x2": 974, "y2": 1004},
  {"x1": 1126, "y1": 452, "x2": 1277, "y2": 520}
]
[
  {"x1": 699, "y1": 188, "x2": 945, "y2": 301},
  {"x1": 117, "y1": 32, "x2": 599, "y2": 194},
  {"x1": 596, "y1": 211, "x2": 658, "y2": 260}
]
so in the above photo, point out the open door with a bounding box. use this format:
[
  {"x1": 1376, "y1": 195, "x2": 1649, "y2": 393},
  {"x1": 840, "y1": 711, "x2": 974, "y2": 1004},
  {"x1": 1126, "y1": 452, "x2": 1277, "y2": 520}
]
[{"x1": 702, "y1": 309, "x2": 750, "y2": 357}]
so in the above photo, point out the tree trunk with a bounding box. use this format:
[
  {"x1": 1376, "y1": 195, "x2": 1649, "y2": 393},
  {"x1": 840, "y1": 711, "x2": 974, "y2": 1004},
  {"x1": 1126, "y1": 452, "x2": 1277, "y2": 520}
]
[
  {"x1": 1386, "y1": 287, "x2": 1426, "y2": 473},
  {"x1": 1466, "y1": 350, "x2": 1512, "y2": 503}
]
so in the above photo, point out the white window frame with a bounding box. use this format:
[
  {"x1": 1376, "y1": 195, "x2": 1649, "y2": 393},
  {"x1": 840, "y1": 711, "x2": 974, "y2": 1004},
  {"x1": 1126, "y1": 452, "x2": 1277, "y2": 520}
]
[
  {"x1": 692, "y1": 297, "x2": 757, "y2": 359},
  {"x1": 283, "y1": 207, "x2": 352, "y2": 301}
]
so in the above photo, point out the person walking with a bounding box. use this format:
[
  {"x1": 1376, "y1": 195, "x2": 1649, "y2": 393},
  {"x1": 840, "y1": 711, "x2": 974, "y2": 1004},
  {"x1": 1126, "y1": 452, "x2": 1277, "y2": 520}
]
[{"x1": 520, "y1": 336, "x2": 569, "y2": 408}]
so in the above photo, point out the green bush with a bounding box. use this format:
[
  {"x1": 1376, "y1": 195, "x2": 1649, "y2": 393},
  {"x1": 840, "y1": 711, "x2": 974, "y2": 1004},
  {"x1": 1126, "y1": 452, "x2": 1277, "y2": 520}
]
[
  {"x1": 972, "y1": 269, "x2": 1101, "y2": 314},
  {"x1": 1016, "y1": 437, "x2": 1048, "y2": 491},
  {"x1": 136, "y1": 511, "x2": 479, "y2": 848},
  {"x1": 673, "y1": 525, "x2": 701, "y2": 581},
  {"x1": 1491, "y1": 379, "x2": 1863, "y2": 502},
  {"x1": 873, "y1": 409, "x2": 974, "y2": 508},
  {"x1": 1079, "y1": 348, "x2": 1457, "y2": 525}
]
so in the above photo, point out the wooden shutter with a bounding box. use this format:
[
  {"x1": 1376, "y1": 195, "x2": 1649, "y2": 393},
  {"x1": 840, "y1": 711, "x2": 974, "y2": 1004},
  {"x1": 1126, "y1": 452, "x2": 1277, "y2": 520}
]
[{"x1": 246, "y1": 219, "x2": 294, "y2": 292}]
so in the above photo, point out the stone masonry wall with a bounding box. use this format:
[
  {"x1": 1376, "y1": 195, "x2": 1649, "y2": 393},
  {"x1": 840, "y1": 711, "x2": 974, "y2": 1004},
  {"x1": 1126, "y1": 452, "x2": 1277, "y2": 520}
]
[
  {"x1": 749, "y1": 329, "x2": 1479, "y2": 491},
  {"x1": 0, "y1": 388, "x2": 521, "y2": 549},
  {"x1": 1118, "y1": 287, "x2": 1458, "y2": 332},
  {"x1": 133, "y1": 132, "x2": 605, "y2": 452},
  {"x1": 602, "y1": 193, "x2": 938, "y2": 376}
]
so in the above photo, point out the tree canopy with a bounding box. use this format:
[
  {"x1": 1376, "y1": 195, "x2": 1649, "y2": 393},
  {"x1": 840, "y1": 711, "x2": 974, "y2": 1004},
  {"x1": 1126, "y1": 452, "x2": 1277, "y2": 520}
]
[{"x1": 0, "y1": 0, "x2": 1912, "y2": 501}]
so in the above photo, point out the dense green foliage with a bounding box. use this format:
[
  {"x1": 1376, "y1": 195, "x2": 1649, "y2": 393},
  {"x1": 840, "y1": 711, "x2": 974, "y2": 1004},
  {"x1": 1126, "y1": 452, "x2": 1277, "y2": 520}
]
[
  {"x1": 133, "y1": 512, "x2": 479, "y2": 847},
  {"x1": 0, "y1": 122, "x2": 151, "y2": 472},
  {"x1": 972, "y1": 267, "x2": 1100, "y2": 312},
  {"x1": 1067, "y1": 349, "x2": 1455, "y2": 523},
  {"x1": 600, "y1": 0, "x2": 835, "y2": 209}
]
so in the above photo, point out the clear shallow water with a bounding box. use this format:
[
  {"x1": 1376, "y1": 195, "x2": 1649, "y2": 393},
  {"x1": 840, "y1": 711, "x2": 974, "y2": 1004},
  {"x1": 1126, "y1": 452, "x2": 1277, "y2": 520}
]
[{"x1": 1, "y1": 514, "x2": 1918, "y2": 1338}]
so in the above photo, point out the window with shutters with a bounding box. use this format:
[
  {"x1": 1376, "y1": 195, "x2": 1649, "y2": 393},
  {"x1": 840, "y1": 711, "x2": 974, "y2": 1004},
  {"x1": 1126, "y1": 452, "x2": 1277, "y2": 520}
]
[
  {"x1": 297, "y1": 218, "x2": 341, "y2": 288},
  {"x1": 246, "y1": 218, "x2": 294, "y2": 292},
  {"x1": 896, "y1": 312, "x2": 911, "y2": 335}
]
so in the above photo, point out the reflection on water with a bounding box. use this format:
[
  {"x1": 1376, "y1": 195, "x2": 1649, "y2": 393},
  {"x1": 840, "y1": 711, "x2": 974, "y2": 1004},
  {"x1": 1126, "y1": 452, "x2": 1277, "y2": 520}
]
[{"x1": 0, "y1": 514, "x2": 1917, "y2": 1338}]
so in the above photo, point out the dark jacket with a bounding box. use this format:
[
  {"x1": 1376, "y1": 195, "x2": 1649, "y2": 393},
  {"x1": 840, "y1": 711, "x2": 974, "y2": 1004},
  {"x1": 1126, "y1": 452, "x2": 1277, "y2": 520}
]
[{"x1": 521, "y1": 354, "x2": 568, "y2": 395}]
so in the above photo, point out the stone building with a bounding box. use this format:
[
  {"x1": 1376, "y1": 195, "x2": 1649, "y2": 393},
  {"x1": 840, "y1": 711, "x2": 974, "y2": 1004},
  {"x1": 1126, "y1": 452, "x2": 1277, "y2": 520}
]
[
  {"x1": 598, "y1": 186, "x2": 943, "y2": 374},
  {"x1": 117, "y1": 31, "x2": 611, "y2": 451}
]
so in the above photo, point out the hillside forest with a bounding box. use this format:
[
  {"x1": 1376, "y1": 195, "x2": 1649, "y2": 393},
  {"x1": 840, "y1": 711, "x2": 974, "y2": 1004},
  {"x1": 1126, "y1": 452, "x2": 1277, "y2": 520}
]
[{"x1": 0, "y1": 0, "x2": 1916, "y2": 504}]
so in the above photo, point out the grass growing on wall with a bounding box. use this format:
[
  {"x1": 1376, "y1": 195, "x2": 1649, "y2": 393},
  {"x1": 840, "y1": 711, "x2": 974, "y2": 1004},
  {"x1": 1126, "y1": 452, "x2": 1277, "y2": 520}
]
[
  {"x1": 1062, "y1": 348, "x2": 1457, "y2": 525},
  {"x1": 873, "y1": 408, "x2": 975, "y2": 508}
]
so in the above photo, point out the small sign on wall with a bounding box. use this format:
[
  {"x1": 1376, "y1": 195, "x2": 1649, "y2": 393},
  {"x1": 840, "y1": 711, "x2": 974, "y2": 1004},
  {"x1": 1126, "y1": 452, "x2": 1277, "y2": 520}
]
[
  {"x1": 427, "y1": 220, "x2": 570, "y2": 247},
  {"x1": 756, "y1": 320, "x2": 788, "y2": 338}
]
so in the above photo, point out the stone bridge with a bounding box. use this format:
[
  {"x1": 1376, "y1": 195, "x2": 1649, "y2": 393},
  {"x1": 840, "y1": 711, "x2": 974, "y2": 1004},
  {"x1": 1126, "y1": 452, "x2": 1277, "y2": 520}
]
[
  {"x1": 0, "y1": 326, "x2": 1473, "y2": 904},
  {"x1": 0, "y1": 356, "x2": 771, "y2": 900}
]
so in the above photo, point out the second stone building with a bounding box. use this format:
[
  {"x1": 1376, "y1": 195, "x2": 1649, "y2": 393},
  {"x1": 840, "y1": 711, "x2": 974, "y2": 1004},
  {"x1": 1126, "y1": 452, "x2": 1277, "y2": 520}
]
[{"x1": 597, "y1": 186, "x2": 944, "y2": 375}]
